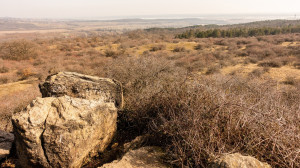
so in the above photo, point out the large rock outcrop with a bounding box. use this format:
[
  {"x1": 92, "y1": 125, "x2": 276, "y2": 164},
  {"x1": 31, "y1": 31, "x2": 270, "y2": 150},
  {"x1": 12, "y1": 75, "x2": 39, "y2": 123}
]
[
  {"x1": 100, "y1": 147, "x2": 168, "y2": 168},
  {"x1": 12, "y1": 72, "x2": 125, "y2": 167},
  {"x1": 210, "y1": 153, "x2": 271, "y2": 168},
  {"x1": 39, "y1": 72, "x2": 123, "y2": 108},
  {"x1": 12, "y1": 96, "x2": 117, "y2": 168},
  {"x1": 0, "y1": 131, "x2": 14, "y2": 160}
]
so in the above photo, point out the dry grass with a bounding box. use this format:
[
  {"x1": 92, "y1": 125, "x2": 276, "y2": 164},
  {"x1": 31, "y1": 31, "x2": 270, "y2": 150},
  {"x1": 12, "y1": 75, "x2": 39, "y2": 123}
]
[
  {"x1": 281, "y1": 41, "x2": 300, "y2": 47},
  {"x1": 221, "y1": 63, "x2": 300, "y2": 84},
  {"x1": 0, "y1": 31, "x2": 299, "y2": 167},
  {"x1": 0, "y1": 78, "x2": 40, "y2": 131}
]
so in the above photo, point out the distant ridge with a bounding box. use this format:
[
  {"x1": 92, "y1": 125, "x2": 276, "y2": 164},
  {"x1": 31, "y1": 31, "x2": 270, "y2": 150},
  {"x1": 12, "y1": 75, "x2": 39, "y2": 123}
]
[{"x1": 1, "y1": 17, "x2": 299, "y2": 32}]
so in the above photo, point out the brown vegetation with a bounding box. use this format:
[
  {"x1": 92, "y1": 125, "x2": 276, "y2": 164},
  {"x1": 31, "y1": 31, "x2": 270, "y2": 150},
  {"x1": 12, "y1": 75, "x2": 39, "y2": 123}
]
[
  {"x1": 0, "y1": 40, "x2": 38, "y2": 61},
  {"x1": 104, "y1": 55, "x2": 299, "y2": 168},
  {"x1": 0, "y1": 28, "x2": 299, "y2": 167}
]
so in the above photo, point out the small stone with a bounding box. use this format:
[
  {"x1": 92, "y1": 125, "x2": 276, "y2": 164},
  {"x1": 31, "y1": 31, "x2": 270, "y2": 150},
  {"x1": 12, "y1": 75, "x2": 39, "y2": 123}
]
[
  {"x1": 100, "y1": 147, "x2": 169, "y2": 168},
  {"x1": 210, "y1": 153, "x2": 271, "y2": 168}
]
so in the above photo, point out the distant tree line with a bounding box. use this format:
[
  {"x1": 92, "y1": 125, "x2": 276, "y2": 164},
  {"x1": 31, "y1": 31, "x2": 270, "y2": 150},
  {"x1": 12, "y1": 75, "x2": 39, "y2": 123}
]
[{"x1": 175, "y1": 26, "x2": 300, "y2": 39}]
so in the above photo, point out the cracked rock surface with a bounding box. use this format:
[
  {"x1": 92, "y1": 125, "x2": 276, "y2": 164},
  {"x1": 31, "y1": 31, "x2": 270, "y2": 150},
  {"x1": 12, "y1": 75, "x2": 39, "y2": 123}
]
[
  {"x1": 39, "y1": 72, "x2": 123, "y2": 108},
  {"x1": 12, "y1": 96, "x2": 117, "y2": 168}
]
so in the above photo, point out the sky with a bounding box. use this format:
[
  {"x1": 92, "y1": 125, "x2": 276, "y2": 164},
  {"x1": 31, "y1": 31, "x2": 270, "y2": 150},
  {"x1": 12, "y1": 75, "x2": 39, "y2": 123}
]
[{"x1": 0, "y1": 0, "x2": 299, "y2": 19}]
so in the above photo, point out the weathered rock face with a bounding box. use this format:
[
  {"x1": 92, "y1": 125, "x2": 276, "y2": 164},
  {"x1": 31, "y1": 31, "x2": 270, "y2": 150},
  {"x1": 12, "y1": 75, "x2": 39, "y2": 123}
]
[
  {"x1": 39, "y1": 72, "x2": 123, "y2": 108},
  {"x1": 210, "y1": 153, "x2": 271, "y2": 168},
  {"x1": 12, "y1": 96, "x2": 117, "y2": 168},
  {"x1": 0, "y1": 131, "x2": 14, "y2": 160},
  {"x1": 100, "y1": 147, "x2": 168, "y2": 168}
]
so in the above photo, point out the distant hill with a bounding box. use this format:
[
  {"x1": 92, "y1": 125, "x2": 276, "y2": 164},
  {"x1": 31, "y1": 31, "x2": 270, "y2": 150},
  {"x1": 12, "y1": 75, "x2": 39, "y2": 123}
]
[
  {"x1": 146, "y1": 19, "x2": 300, "y2": 31},
  {"x1": 0, "y1": 17, "x2": 299, "y2": 35},
  {"x1": 0, "y1": 17, "x2": 231, "y2": 32},
  {"x1": 0, "y1": 19, "x2": 40, "y2": 31},
  {"x1": 143, "y1": 20, "x2": 300, "y2": 37},
  {"x1": 173, "y1": 20, "x2": 300, "y2": 38}
]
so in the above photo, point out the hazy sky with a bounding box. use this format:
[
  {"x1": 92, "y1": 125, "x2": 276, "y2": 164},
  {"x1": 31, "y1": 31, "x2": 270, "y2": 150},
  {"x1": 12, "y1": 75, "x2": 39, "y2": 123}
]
[{"x1": 0, "y1": 0, "x2": 299, "y2": 19}]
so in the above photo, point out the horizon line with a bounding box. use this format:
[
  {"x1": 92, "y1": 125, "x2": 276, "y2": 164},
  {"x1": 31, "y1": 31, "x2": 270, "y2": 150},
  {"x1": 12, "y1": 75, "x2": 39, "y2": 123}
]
[{"x1": 1, "y1": 13, "x2": 300, "y2": 21}]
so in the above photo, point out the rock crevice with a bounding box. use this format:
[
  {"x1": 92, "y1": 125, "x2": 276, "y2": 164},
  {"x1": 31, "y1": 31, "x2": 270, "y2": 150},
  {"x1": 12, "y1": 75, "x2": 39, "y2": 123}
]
[{"x1": 40, "y1": 111, "x2": 50, "y2": 166}]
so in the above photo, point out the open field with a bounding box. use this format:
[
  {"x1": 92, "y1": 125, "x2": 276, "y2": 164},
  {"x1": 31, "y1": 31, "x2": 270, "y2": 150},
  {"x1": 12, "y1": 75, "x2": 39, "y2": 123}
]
[
  {"x1": 0, "y1": 17, "x2": 235, "y2": 41},
  {"x1": 0, "y1": 19, "x2": 300, "y2": 167},
  {"x1": 0, "y1": 17, "x2": 274, "y2": 32}
]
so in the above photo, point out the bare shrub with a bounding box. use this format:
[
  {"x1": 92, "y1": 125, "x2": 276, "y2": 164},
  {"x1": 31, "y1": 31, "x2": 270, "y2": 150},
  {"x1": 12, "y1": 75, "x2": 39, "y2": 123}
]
[
  {"x1": 103, "y1": 53, "x2": 300, "y2": 167},
  {"x1": 104, "y1": 55, "x2": 187, "y2": 136},
  {"x1": 245, "y1": 43, "x2": 276, "y2": 60},
  {"x1": 213, "y1": 51, "x2": 230, "y2": 60},
  {"x1": 271, "y1": 45, "x2": 288, "y2": 57},
  {"x1": 150, "y1": 44, "x2": 166, "y2": 52},
  {"x1": 0, "y1": 40, "x2": 38, "y2": 61},
  {"x1": 249, "y1": 68, "x2": 264, "y2": 77},
  {"x1": 33, "y1": 59, "x2": 45, "y2": 66},
  {"x1": 214, "y1": 40, "x2": 228, "y2": 46},
  {"x1": 236, "y1": 51, "x2": 248, "y2": 57},
  {"x1": 293, "y1": 62, "x2": 300, "y2": 69},
  {"x1": 288, "y1": 46, "x2": 300, "y2": 56},
  {"x1": 258, "y1": 60, "x2": 282, "y2": 68},
  {"x1": 194, "y1": 44, "x2": 204, "y2": 50},
  {"x1": 0, "y1": 66, "x2": 9, "y2": 73},
  {"x1": 243, "y1": 57, "x2": 258, "y2": 64},
  {"x1": 282, "y1": 76, "x2": 298, "y2": 85},
  {"x1": 0, "y1": 77, "x2": 8, "y2": 84},
  {"x1": 151, "y1": 75, "x2": 300, "y2": 168},
  {"x1": 173, "y1": 46, "x2": 186, "y2": 52},
  {"x1": 17, "y1": 68, "x2": 35, "y2": 80},
  {"x1": 104, "y1": 49, "x2": 119, "y2": 58},
  {"x1": 237, "y1": 39, "x2": 252, "y2": 45},
  {"x1": 205, "y1": 66, "x2": 220, "y2": 75}
]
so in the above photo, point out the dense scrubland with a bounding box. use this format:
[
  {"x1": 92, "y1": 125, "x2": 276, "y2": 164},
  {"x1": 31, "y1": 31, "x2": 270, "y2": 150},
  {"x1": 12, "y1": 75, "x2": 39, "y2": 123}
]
[{"x1": 0, "y1": 20, "x2": 300, "y2": 167}]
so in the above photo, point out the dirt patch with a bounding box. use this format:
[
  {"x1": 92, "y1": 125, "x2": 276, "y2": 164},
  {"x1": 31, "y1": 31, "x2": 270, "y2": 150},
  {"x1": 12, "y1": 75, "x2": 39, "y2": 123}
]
[
  {"x1": 221, "y1": 63, "x2": 300, "y2": 82},
  {"x1": 281, "y1": 41, "x2": 300, "y2": 47}
]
